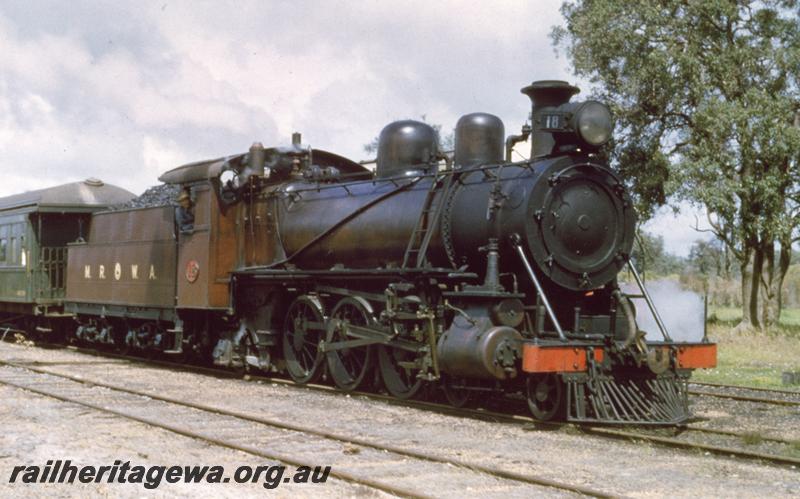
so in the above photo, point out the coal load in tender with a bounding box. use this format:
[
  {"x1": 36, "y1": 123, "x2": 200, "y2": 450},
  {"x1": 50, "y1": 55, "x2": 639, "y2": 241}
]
[{"x1": 109, "y1": 184, "x2": 180, "y2": 210}]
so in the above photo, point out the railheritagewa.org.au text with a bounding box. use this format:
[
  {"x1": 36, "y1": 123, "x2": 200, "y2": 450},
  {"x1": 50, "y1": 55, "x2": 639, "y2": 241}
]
[{"x1": 8, "y1": 460, "x2": 331, "y2": 490}]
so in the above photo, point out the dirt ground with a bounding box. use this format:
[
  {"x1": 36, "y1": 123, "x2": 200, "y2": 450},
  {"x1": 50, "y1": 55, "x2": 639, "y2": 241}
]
[
  {"x1": 0, "y1": 383, "x2": 385, "y2": 498},
  {"x1": 1, "y1": 342, "x2": 799, "y2": 498}
]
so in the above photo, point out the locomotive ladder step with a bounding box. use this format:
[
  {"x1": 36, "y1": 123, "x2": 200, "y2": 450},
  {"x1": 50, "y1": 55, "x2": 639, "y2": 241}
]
[
  {"x1": 402, "y1": 177, "x2": 439, "y2": 268},
  {"x1": 402, "y1": 171, "x2": 455, "y2": 268}
]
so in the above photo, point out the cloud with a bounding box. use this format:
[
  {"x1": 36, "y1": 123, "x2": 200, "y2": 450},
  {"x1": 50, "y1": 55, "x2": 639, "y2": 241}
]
[
  {"x1": 0, "y1": 1, "x2": 573, "y2": 200},
  {"x1": 643, "y1": 203, "x2": 715, "y2": 257}
]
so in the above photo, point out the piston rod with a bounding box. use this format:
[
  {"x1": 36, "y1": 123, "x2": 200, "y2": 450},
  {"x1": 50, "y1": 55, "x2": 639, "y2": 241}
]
[
  {"x1": 511, "y1": 234, "x2": 566, "y2": 341},
  {"x1": 626, "y1": 260, "x2": 672, "y2": 342}
]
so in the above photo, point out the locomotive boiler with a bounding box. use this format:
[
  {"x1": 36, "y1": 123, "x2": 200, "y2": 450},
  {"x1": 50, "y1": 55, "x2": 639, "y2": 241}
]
[{"x1": 45, "y1": 79, "x2": 717, "y2": 424}]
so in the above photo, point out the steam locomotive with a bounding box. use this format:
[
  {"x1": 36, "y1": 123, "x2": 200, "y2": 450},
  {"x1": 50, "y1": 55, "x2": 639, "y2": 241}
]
[{"x1": 0, "y1": 80, "x2": 716, "y2": 424}]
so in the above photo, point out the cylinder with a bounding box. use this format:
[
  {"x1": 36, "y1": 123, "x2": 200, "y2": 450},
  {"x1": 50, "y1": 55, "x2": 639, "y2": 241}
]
[
  {"x1": 454, "y1": 113, "x2": 505, "y2": 168},
  {"x1": 437, "y1": 310, "x2": 522, "y2": 380},
  {"x1": 376, "y1": 120, "x2": 438, "y2": 178}
]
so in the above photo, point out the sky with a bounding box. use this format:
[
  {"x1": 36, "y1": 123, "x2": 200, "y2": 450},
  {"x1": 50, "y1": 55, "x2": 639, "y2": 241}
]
[{"x1": 0, "y1": 0, "x2": 711, "y2": 256}]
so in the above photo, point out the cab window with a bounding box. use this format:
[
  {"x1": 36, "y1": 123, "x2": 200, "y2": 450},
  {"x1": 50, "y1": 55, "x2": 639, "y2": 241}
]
[{"x1": 9, "y1": 237, "x2": 16, "y2": 264}]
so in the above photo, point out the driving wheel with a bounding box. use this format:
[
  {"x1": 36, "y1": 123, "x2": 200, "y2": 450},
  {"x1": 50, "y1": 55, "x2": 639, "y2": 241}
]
[
  {"x1": 325, "y1": 297, "x2": 375, "y2": 392},
  {"x1": 441, "y1": 375, "x2": 472, "y2": 408},
  {"x1": 283, "y1": 295, "x2": 326, "y2": 384},
  {"x1": 378, "y1": 342, "x2": 424, "y2": 399}
]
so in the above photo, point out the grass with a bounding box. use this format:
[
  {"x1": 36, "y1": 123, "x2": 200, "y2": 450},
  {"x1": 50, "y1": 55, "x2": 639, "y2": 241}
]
[
  {"x1": 707, "y1": 306, "x2": 800, "y2": 327},
  {"x1": 740, "y1": 432, "x2": 764, "y2": 446},
  {"x1": 691, "y1": 323, "x2": 800, "y2": 389}
]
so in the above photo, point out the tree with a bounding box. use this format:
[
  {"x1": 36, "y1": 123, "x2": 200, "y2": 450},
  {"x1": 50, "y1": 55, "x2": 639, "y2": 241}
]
[
  {"x1": 553, "y1": 0, "x2": 800, "y2": 330},
  {"x1": 631, "y1": 231, "x2": 685, "y2": 277},
  {"x1": 687, "y1": 238, "x2": 730, "y2": 278}
]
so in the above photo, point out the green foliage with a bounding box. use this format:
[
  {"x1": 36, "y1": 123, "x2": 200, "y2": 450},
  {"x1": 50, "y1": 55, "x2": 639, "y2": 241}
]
[
  {"x1": 631, "y1": 231, "x2": 685, "y2": 276},
  {"x1": 687, "y1": 238, "x2": 734, "y2": 277},
  {"x1": 554, "y1": 1, "x2": 800, "y2": 327},
  {"x1": 709, "y1": 305, "x2": 800, "y2": 327},
  {"x1": 553, "y1": 0, "x2": 800, "y2": 242}
]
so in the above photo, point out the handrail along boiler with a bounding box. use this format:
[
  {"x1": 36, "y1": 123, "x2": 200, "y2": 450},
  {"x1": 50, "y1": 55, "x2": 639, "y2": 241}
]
[{"x1": 52, "y1": 79, "x2": 716, "y2": 424}]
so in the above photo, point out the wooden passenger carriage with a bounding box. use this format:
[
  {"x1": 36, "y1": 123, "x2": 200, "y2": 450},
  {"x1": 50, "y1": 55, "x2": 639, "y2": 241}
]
[{"x1": 0, "y1": 179, "x2": 133, "y2": 328}]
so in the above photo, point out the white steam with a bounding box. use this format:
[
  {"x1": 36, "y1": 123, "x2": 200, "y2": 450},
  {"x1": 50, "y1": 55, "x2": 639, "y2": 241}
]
[{"x1": 620, "y1": 279, "x2": 705, "y2": 343}]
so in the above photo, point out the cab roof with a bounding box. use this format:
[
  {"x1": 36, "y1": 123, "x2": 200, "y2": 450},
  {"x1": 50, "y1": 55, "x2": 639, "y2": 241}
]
[
  {"x1": 0, "y1": 179, "x2": 136, "y2": 214},
  {"x1": 159, "y1": 147, "x2": 371, "y2": 185}
]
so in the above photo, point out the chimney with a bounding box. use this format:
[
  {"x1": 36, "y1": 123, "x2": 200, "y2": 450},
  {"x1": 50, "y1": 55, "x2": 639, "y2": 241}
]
[{"x1": 520, "y1": 80, "x2": 580, "y2": 158}]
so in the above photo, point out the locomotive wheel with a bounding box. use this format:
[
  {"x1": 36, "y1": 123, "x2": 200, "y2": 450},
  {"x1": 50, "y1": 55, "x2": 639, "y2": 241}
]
[
  {"x1": 441, "y1": 375, "x2": 472, "y2": 408},
  {"x1": 117, "y1": 325, "x2": 134, "y2": 355},
  {"x1": 140, "y1": 323, "x2": 158, "y2": 359},
  {"x1": 0, "y1": 323, "x2": 17, "y2": 342},
  {"x1": 526, "y1": 374, "x2": 565, "y2": 421},
  {"x1": 325, "y1": 297, "x2": 375, "y2": 392},
  {"x1": 283, "y1": 295, "x2": 326, "y2": 384},
  {"x1": 378, "y1": 345, "x2": 424, "y2": 400}
]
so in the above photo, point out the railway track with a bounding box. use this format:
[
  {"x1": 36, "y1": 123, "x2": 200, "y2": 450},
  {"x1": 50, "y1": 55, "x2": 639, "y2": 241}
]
[
  {"x1": 5, "y1": 340, "x2": 800, "y2": 470},
  {"x1": 0, "y1": 359, "x2": 613, "y2": 498},
  {"x1": 692, "y1": 380, "x2": 800, "y2": 395},
  {"x1": 581, "y1": 426, "x2": 800, "y2": 468},
  {"x1": 689, "y1": 382, "x2": 800, "y2": 407}
]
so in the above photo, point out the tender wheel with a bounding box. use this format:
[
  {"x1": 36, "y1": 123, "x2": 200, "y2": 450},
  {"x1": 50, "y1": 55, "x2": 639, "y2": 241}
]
[
  {"x1": 526, "y1": 374, "x2": 565, "y2": 421},
  {"x1": 325, "y1": 297, "x2": 375, "y2": 392},
  {"x1": 117, "y1": 325, "x2": 134, "y2": 355},
  {"x1": 441, "y1": 375, "x2": 471, "y2": 408},
  {"x1": 378, "y1": 343, "x2": 424, "y2": 399},
  {"x1": 283, "y1": 295, "x2": 326, "y2": 384}
]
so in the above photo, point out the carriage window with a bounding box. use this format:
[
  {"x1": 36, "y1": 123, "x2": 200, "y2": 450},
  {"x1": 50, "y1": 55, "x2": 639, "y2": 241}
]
[
  {"x1": 9, "y1": 237, "x2": 16, "y2": 264},
  {"x1": 0, "y1": 239, "x2": 6, "y2": 263},
  {"x1": 20, "y1": 235, "x2": 26, "y2": 267}
]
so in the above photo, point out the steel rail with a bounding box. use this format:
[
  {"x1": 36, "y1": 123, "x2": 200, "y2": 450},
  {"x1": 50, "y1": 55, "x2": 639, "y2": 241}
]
[
  {"x1": 690, "y1": 380, "x2": 800, "y2": 396},
  {"x1": 581, "y1": 427, "x2": 800, "y2": 468},
  {"x1": 8, "y1": 341, "x2": 800, "y2": 469},
  {"x1": 0, "y1": 359, "x2": 616, "y2": 499},
  {"x1": 0, "y1": 373, "x2": 427, "y2": 499},
  {"x1": 684, "y1": 425, "x2": 799, "y2": 446},
  {"x1": 688, "y1": 389, "x2": 800, "y2": 407}
]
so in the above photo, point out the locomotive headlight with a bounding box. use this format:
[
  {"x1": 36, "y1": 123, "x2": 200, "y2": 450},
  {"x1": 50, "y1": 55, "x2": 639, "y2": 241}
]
[{"x1": 573, "y1": 101, "x2": 613, "y2": 147}]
